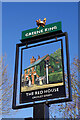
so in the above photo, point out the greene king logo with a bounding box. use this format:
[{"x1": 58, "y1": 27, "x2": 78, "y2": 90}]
[{"x1": 25, "y1": 26, "x2": 57, "y2": 37}]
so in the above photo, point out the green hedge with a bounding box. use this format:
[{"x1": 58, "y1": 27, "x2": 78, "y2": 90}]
[{"x1": 48, "y1": 71, "x2": 63, "y2": 83}]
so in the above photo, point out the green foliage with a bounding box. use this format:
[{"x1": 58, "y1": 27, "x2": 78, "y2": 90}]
[
  {"x1": 49, "y1": 57, "x2": 55, "y2": 66},
  {"x1": 48, "y1": 68, "x2": 52, "y2": 74},
  {"x1": 40, "y1": 61, "x2": 45, "y2": 76},
  {"x1": 50, "y1": 48, "x2": 62, "y2": 61},
  {"x1": 36, "y1": 64, "x2": 40, "y2": 77},
  {"x1": 36, "y1": 61, "x2": 45, "y2": 77},
  {"x1": 48, "y1": 71, "x2": 63, "y2": 83},
  {"x1": 58, "y1": 68, "x2": 62, "y2": 72},
  {"x1": 50, "y1": 48, "x2": 62, "y2": 72}
]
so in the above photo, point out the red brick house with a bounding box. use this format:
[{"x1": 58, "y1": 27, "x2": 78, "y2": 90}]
[{"x1": 23, "y1": 54, "x2": 61, "y2": 86}]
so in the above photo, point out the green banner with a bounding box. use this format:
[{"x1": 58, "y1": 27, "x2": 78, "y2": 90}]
[{"x1": 22, "y1": 21, "x2": 62, "y2": 40}]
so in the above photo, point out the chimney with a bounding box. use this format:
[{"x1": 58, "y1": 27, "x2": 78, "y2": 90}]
[
  {"x1": 38, "y1": 55, "x2": 40, "y2": 60},
  {"x1": 30, "y1": 56, "x2": 36, "y2": 64}
]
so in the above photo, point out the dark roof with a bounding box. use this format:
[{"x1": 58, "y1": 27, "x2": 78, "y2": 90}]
[
  {"x1": 24, "y1": 54, "x2": 49, "y2": 70},
  {"x1": 24, "y1": 54, "x2": 60, "y2": 71}
]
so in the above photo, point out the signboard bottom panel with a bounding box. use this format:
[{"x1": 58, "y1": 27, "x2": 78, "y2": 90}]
[{"x1": 20, "y1": 85, "x2": 66, "y2": 104}]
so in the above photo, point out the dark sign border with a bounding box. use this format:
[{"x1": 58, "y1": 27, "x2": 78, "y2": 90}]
[{"x1": 12, "y1": 32, "x2": 72, "y2": 109}]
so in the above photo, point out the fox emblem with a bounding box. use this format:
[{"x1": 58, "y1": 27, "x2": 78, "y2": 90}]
[{"x1": 36, "y1": 18, "x2": 46, "y2": 29}]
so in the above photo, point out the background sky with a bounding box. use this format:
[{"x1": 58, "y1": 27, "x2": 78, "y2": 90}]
[{"x1": 2, "y1": 2, "x2": 78, "y2": 118}]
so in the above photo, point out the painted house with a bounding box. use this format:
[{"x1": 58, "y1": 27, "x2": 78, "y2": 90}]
[{"x1": 22, "y1": 54, "x2": 62, "y2": 87}]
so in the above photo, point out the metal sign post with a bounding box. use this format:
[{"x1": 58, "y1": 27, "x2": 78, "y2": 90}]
[{"x1": 33, "y1": 103, "x2": 49, "y2": 120}]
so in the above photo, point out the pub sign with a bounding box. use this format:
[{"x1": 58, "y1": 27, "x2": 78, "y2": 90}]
[{"x1": 12, "y1": 19, "x2": 72, "y2": 109}]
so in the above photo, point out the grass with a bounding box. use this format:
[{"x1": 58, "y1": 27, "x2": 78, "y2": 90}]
[{"x1": 21, "y1": 82, "x2": 64, "y2": 92}]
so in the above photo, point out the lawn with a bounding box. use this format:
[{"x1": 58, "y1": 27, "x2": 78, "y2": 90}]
[{"x1": 21, "y1": 82, "x2": 64, "y2": 92}]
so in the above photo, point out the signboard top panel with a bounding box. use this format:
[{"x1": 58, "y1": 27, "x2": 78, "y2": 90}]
[{"x1": 22, "y1": 21, "x2": 62, "y2": 40}]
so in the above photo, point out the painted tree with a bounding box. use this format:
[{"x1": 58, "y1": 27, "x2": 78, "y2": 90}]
[
  {"x1": 50, "y1": 48, "x2": 62, "y2": 61},
  {"x1": 49, "y1": 57, "x2": 80, "y2": 118},
  {"x1": 50, "y1": 48, "x2": 62, "y2": 71}
]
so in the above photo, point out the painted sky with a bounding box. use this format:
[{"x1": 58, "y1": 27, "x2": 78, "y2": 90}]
[{"x1": 2, "y1": 2, "x2": 78, "y2": 118}]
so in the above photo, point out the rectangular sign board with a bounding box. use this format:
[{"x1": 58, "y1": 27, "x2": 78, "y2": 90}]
[
  {"x1": 20, "y1": 39, "x2": 66, "y2": 104},
  {"x1": 12, "y1": 32, "x2": 72, "y2": 110},
  {"x1": 22, "y1": 21, "x2": 62, "y2": 40}
]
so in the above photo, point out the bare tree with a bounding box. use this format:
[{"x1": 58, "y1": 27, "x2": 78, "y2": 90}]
[
  {"x1": 0, "y1": 56, "x2": 17, "y2": 117},
  {"x1": 49, "y1": 57, "x2": 80, "y2": 119}
]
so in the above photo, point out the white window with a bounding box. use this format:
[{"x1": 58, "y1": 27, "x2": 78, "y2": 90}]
[{"x1": 58, "y1": 65, "x2": 60, "y2": 68}]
